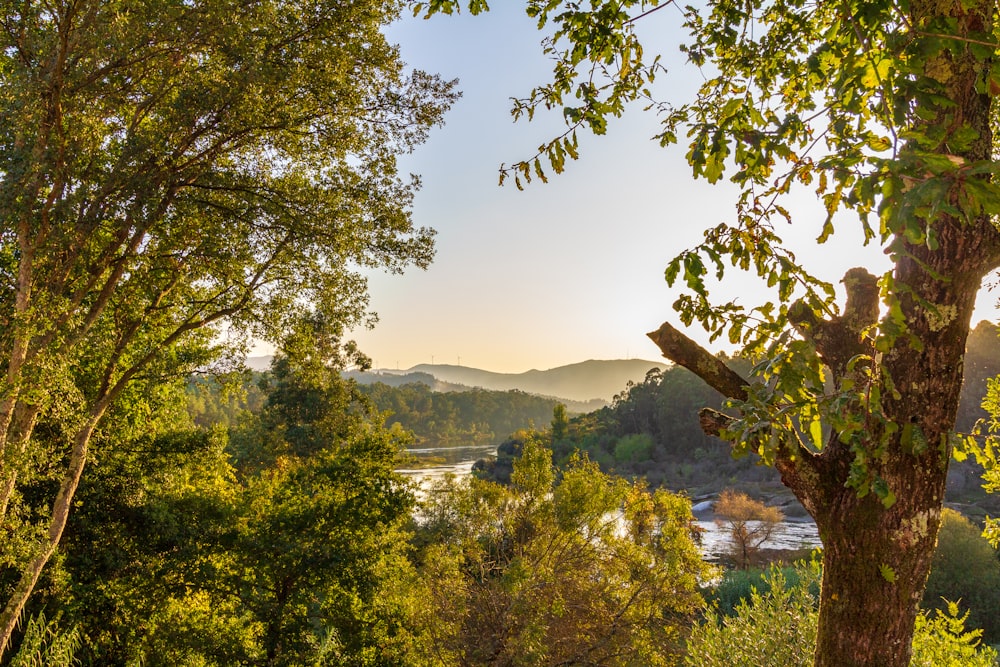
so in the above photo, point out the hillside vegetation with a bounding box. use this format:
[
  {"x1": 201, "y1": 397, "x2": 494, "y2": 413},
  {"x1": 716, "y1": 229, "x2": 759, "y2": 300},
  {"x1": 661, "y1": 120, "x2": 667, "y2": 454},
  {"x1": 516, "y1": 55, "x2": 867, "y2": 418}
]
[
  {"x1": 478, "y1": 323, "x2": 1000, "y2": 516},
  {"x1": 358, "y1": 382, "x2": 562, "y2": 448}
]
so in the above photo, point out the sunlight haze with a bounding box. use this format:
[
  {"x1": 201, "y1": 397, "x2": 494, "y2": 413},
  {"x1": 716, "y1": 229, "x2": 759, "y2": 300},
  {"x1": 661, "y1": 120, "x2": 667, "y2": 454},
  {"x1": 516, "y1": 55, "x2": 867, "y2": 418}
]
[{"x1": 344, "y1": 4, "x2": 1000, "y2": 374}]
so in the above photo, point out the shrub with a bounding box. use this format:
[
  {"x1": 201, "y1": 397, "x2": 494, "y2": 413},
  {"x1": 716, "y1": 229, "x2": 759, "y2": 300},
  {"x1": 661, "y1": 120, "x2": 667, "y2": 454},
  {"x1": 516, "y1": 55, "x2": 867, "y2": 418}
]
[
  {"x1": 687, "y1": 564, "x2": 819, "y2": 667},
  {"x1": 923, "y1": 508, "x2": 1000, "y2": 644},
  {"x1": 704, "y1": 565, "x2": 815, "y2": 617},
  {"x1": 614, "y1": 433, "x2": 654, "y2": 464},
  {"x1": 686, "y1": 562, "x2": 999, "y2": 667},
  {"x1": 911, "y1": 601, "x2": 1000, "y2": 667}
]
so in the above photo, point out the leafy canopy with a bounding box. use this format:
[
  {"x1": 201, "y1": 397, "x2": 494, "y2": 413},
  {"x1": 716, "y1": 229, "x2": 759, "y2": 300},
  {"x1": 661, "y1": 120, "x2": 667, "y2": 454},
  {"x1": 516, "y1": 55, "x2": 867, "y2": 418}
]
[
  {"x1": 0, "y1": 0, "x2": 456, "y2": 656},
  {"x1": 412, "y1": 436, "x2": 713, "y2": 666}
]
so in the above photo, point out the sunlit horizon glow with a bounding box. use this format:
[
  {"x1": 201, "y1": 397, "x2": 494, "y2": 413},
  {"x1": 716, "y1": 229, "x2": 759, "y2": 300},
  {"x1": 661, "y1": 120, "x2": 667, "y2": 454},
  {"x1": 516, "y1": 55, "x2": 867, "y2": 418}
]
[{"x1": 328, "y1": 5, "x2": 1000, "y2": 376}]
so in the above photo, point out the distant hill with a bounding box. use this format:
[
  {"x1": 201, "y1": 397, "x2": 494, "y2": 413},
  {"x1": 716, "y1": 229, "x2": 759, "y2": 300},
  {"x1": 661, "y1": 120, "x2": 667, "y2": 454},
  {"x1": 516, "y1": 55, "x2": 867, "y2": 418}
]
[
  {"x1": 396, "y1": 359, "x2": 668, "y2": 403},
  {"x1": 246, "y1": 355, "x2": 273, "y2": 371},
  {"x1": 346, "y1": 370, "x2": 606, "y2": 413},
  {"x1": 246, "y1": 356, "x2": 667, "y2": 405}
]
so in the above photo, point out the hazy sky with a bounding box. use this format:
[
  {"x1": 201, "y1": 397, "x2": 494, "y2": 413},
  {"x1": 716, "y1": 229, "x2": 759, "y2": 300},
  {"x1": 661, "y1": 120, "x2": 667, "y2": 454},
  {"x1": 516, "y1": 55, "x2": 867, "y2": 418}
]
[{"x1": 343, "y1": 4, "x2": 1000, "y2": 374}]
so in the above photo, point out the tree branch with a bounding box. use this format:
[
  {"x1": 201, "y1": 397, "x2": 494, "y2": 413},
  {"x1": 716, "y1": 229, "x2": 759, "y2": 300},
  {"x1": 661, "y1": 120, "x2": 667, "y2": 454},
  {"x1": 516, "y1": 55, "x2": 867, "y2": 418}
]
[{"x1": 646, "y1": 322, "x2": 749, "y2": 401}]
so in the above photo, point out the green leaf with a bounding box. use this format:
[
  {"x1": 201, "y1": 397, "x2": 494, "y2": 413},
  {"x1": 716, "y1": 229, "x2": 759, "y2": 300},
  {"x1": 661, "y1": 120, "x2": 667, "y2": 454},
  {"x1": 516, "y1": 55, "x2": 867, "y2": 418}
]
[
  {"x1": 664, "y1": 259, "x2": 680, "y2": 286},
  {"x1": 873, "y1": 478, "x2": 897, "y2": 509},
  {"x1": 809, "y1": 417, "x2": 824, "y2": 450},
  {"x1": 867, "y1": 135, "x2": 892, "y2": 152}
]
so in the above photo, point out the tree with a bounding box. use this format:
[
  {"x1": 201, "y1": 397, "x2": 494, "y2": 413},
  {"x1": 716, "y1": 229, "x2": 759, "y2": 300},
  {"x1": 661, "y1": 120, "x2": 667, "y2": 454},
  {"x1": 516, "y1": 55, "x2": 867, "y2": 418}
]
[
  {"x1": 714, "y1": 489, "x2": 784, "y2": 569},
  {"x1": 413, "y1": 436, "x2": 713, "y2": 666},
  {"x1": 45, "y1": 338, "x2": 422, "y2": 666},
  {"x1": 0, "y1": 0, "x2": 456, "y2": 657},
  {"x1": 415, "y1": 1, "x2": 1000, "y2": 664},
  {"x1": 551, "y1": 402, "x2": 569, "y2": 441}
]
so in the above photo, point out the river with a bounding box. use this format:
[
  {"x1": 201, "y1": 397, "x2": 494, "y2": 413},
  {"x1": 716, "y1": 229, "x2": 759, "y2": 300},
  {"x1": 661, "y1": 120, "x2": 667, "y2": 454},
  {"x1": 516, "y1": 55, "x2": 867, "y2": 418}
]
[
  {"x1": 400, "y1": 445, "x2": 822, "y2": 560},
  {"x1": 397, "y1": 444, "x2": 499, "y2": 485}
]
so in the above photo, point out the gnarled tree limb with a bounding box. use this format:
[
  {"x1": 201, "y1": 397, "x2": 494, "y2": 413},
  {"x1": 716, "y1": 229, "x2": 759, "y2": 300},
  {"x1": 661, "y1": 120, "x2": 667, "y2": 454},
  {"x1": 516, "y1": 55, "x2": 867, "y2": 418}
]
[
  {"x1": 788, "y1": 267, "x2": 878, "y2": 376},
  {"x1": 646, "y1": 322, "x2": 749, "y2": 401}
]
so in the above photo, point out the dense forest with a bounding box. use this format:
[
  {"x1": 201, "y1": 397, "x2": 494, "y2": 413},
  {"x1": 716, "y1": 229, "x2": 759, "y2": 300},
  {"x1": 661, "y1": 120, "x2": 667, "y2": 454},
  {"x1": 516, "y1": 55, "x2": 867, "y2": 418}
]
[
  {"x1": 8, "y1": 347, "x2": 995, "y2": 664},
  {"x1": 357, "y1": 382, "x2": 561, "y2": 448},
  {"x1": 186, "y1": 374, "x2": 564, "y2": 449}
]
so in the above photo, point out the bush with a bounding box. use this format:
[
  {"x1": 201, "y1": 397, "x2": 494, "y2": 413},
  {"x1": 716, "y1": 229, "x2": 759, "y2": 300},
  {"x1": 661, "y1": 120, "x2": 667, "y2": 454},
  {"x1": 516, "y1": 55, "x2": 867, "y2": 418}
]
[
  {"x1": 923, "y1": 508, "x2": 1000, "y2": 644},
  {"x1": 704, "y1": 565, "x2": 815, "y2": 617},
  {"x1": 416, "y1": 439, "x2": 714, "y2": 666},
  {"x1": 911, "y1": 601, "x2": 1000, "y2": 667},
  {"x1": 687, "y1": 564, "x2": 819, "y2": 667},
  {"x1": 613, "y1": 433, "x2": 654, "y2": 464}
]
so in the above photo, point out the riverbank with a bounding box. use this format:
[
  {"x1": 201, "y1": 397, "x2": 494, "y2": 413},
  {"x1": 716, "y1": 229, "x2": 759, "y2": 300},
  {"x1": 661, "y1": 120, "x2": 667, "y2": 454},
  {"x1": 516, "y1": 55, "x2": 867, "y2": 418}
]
[{"x1": 400, "y1": 446, "x2": 823, "y2": 562}]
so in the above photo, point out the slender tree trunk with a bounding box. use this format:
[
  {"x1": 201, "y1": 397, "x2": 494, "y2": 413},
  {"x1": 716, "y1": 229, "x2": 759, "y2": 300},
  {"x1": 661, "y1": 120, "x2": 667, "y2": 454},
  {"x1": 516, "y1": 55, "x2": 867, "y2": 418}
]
[{"x1": 0, "y1": 407, "x2": 104, "y2": 656}]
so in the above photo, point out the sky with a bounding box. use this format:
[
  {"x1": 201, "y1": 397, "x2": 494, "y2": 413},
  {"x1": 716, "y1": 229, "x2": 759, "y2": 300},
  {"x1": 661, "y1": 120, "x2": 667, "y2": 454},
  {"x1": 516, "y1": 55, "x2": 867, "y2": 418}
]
[{"x1": 341, "y1": 4, "x2": 1000, "y2": 374}]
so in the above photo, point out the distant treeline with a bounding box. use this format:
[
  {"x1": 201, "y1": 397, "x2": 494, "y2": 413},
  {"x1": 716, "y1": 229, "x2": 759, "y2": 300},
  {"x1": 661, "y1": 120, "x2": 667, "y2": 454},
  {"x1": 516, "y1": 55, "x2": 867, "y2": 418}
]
[
  {"x1": 186, "y1": 372, "x2": 563, "y2": 450},
  {"x1": 357, "y1": 382, "x2": 561, "y2": 448}
]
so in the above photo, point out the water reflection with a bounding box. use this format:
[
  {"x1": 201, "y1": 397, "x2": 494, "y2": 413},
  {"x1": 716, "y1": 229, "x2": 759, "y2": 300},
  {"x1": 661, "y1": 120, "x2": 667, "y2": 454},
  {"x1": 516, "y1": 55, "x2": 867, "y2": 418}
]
[
  {"x1": 398, "y1": 446, "x2": 823, "y2": 559},
  {"x1": 397, "y1": 445, "x2": 498, "y2": 494}
]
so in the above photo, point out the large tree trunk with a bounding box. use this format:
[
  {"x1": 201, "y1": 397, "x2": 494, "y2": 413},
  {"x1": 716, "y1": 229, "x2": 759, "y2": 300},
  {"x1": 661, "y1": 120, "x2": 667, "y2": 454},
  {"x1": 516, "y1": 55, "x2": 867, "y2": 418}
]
[
  {"x1": 648, "y1": 260, "x2": 984, "y2": 667},
  {"x1": 810, "y1": 471, "x2": 945, "y2": 666}
]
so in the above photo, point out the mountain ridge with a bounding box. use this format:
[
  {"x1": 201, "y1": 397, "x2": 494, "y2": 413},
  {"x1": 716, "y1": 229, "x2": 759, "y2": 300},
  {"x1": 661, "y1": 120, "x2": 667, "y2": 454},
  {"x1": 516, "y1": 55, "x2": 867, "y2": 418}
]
[
  {"x1": 392, "y1": 358, "x2": 667, "y2": 403},
  {"x1": 245, "y1": 356, "x2": 668, "y2": 404}
]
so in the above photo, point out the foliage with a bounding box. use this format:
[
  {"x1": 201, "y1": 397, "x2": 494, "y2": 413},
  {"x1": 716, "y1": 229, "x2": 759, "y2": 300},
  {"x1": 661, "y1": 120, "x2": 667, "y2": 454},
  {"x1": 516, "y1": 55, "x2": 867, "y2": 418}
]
[
  {"x1": 704, "y1": 564, "x2": 816, "y2": 618},
  {"x1": 541, "y1": 363, "x2": 780, "y2": 493},
  {"x1": 973, "y1": 369, "x2": 1000, "y2": 546},
  {"x1": 551, "y1": 403, "x2": 569, "y2": 441},
  {"x1": 7, "y1": 613, "x2": 80, "y2": 667},
  {"x1": 186, "y1": 373, "x2": 266, "y2": 429},
  {"x1": 910, "y1": 602, "x2": 999, "y2": 667},
  {"x1": 687, "y1": 564, "x2": 820, "y2": 667},
  {"x1": 0, "y1": 0, "x2": 457, "y2": 654},
  {"x1": 358, "y1": 381, "x2": 561, "y2": 448},
  {"x1": 687, "y1": 563, "x2": 999, "y2": 667},
  {"x1": 41, "y1": 346, "x2": 421, "y2": 666},
  {"x1": 923, "y1": 509, "x2": 1000, "y2": 644},
  {"x1": 713, "y1": 489, "x2": 784, "y2": 569},
  {"x1": 614, "y1": 432, "x2": 655, "y2": 463},
  {"x1": 413, "y1": 436, "x2": 714, "y2": 666}
]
